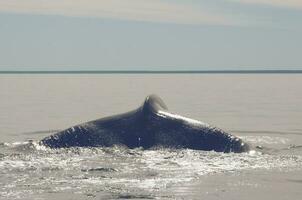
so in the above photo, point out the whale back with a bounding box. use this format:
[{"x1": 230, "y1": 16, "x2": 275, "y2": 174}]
[
  {"x1": 41, "y1": 94, "x2": 250, "y2": 152},
  {"x1": 141, "y1": 94, "x2": 168, "y2": 115}
]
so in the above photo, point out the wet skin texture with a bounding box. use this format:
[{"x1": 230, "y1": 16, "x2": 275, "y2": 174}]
[{"x1": 41, "y1": 95, "x2": 249, "y2": 153}]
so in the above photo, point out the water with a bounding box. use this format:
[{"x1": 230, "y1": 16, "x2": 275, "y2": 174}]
[{"x1": 0, "y1": 74, "x2": 302, "y2": 199}]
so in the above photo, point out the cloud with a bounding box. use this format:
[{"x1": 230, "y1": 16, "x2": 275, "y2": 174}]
[
  {"x1": 0, "y1": 0, "x2": 234, "y2": 25},
  {"x1": 229, "y1": 0, "x2": 302, "y2": 10}
]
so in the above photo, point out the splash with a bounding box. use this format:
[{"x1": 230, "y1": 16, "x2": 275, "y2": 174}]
[{"x1": 0, "y1": 139, "x2": 301, "y2": 199}]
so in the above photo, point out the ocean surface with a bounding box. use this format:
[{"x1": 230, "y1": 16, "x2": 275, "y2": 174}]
[{"x1": 0, "y1": 74, "x2": 302, "y2": 199}]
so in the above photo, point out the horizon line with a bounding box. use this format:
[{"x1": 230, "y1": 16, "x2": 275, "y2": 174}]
[{"x1": 1, "y1": 69, "x2": 302, "y2": 74}]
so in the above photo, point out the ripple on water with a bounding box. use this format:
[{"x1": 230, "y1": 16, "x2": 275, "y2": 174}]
[{"x1": 0, "y1": 140, "x2": 302, "y2": 199}]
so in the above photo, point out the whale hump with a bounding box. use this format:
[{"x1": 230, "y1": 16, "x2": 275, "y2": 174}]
[
  {"x1": 141, "y1": 94, "x2": 168, "y2": 114},
  {"x1": 40, "y1": 94, "x2": 250, "y2": 152}
]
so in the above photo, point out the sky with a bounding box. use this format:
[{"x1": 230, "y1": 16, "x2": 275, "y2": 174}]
[{"x1": 0, "y1": 0, "x2": 301, "y2": 70}]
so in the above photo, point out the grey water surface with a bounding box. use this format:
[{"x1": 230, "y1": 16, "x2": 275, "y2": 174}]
[{"x1": 0, "y1": 74, "x2": 302, "y2": 199}]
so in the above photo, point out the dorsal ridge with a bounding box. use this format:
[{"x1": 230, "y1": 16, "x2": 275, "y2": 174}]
[{"x1": 141, "y1": 94, "x2": 168, "y2": 114}]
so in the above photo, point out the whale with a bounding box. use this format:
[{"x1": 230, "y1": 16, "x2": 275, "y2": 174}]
[{"x1": 40, "y1": 95, "x2": 249, "y2": 153}]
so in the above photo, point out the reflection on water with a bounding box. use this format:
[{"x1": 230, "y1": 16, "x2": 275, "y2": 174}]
[{"x1": 0, "y1": 138, "x2": 301, "y2": 199}]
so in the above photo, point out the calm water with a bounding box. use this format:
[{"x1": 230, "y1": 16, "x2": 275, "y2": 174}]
[{"x1": 0, "y1": 74, "x2": 302, "y2": 199}]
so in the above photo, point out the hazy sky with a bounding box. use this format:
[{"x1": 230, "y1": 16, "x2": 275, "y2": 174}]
[{"x1": 0, "y1": 0, "x2": 301, "y2": 70}]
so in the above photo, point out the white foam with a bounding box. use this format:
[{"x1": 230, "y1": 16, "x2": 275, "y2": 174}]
[
  {"x1": 242, "y1": 136, "x2": 290, "y2": 145},
  {"x1": 0, "y1": 146, "x2": 301, "y2": 199}
]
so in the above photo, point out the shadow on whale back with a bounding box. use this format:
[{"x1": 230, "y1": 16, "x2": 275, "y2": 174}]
[{"x1": 41, "y1": 95, "x2": 250, "y2": 153}]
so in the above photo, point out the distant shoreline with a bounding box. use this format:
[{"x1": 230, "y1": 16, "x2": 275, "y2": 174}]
[{"x1": 0, "y1": 70, "x2": 302, "y2": 74}]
